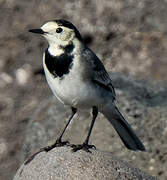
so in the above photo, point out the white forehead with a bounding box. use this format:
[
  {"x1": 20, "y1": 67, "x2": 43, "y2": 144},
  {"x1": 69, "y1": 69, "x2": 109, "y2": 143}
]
[{"x1": 41, "y1": 21, "x2": 58, "y2": 31}]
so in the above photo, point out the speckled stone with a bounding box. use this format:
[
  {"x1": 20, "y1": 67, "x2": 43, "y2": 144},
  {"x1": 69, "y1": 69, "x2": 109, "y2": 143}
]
[{"x1": 14, "y1": 147, "x2": 157, "y2": 180}]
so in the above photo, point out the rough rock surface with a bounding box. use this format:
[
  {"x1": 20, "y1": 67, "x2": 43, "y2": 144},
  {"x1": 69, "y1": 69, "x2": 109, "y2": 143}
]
[
  {"x1": 21, "y1": 73, "x2": 167, "y2": 179},
  {"x1": 14, "y1": 147, "x2": 157, "y2": 180}
]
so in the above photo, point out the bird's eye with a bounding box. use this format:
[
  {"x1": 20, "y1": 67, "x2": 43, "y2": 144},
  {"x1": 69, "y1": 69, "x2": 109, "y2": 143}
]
[{"x1": 56, "y1": 27, "x2": 63, "y2": 33}]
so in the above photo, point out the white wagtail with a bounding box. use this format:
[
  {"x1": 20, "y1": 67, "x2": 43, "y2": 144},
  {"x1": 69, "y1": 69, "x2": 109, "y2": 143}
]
[{"x1": 28, "y1": 19, "x2": 145, "y2": 156}]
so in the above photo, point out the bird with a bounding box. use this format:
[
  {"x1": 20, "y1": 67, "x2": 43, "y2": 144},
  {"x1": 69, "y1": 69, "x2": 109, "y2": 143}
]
[{"x1": 28, "y1": 19, "x2": 145, "y2": 156}]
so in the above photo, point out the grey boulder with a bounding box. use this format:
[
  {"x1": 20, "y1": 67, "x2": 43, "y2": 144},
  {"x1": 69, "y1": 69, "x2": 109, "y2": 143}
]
[{"x1": 14, "y1": 147, "x2": 157, "y2": 180}]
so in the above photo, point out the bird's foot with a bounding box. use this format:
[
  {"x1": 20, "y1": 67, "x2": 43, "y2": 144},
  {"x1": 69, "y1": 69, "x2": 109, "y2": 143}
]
[
  {"x1": 70, "y1": 143, "x2": 96, "y2": 152},
  {"x1": 24, "y1": 139, "x2": 69, "y2": 165},
  {"x1": 46, "y1": 139, "x2": 69, "y2": 150}
]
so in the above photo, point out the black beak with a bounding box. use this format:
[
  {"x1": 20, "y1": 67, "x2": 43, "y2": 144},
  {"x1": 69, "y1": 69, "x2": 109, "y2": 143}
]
[{"x1": 28, "y1": 29, "x2": 45, "y2": 34}]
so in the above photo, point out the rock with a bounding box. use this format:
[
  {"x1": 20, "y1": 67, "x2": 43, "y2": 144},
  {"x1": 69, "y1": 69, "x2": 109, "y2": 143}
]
[
  {"x1": 21, "y1": 73, "x2": 167, "y2": 178},
  {"x1": 14, "y1": 147, "x2": 157, "y2": 180}
]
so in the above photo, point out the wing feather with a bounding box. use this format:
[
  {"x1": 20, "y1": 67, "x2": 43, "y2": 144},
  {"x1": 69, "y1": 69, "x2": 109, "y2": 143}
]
[{"x1": 83, "y1": 48, "x2": 116, "y2": 99}]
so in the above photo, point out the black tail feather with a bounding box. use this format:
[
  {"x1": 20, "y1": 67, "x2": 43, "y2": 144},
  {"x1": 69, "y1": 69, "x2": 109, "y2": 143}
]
[{"x1": 101, "y1": 105, "x2": 146, "y2": 151}]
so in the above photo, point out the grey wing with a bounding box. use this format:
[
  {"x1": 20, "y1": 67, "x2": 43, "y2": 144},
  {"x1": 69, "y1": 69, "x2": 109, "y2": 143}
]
[{"x1": 84, "y1": 48, "x2": 116, "y2": 99}]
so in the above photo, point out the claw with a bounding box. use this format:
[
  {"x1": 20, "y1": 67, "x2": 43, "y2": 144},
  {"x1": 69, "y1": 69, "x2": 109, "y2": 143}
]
[
  {"x1": 70, "y1": 143, "x2": 96, "y2": 152},
  {"x1": 52, "y1": 140, "x2": 69, "y2": 148},
  {"x1": 24, "y1": 139, "x2": 69, "y2": 165}
]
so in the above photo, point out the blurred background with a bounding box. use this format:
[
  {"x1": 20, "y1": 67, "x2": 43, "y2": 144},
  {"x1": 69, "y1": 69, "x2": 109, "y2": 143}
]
[{"x1": 0, "y1": 0, "x2": 167, "y2": 179}]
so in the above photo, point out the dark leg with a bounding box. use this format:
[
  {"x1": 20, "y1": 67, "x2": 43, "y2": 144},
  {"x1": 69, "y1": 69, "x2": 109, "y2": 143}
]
[
  {"x1": 25, "y1": 107, "x2": 77, "y2": 164},
  {"x1": 55, "y1": 107, "x2": 77, "y2": 145},
  {"x1": 71, "y1": 106, "x2": 98, "y2": 152}
]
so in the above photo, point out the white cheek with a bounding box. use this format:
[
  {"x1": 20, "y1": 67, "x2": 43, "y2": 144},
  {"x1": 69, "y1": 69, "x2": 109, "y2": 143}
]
[
  {"x1": 48, "y1": 45, "x2": 64, "y2": 56},
  {"x1": 60, "y1": 31, "x2": 71, "y2": 41},
  {"x1": 44, "y1": 34, "x2": 56, "y2": 43}
]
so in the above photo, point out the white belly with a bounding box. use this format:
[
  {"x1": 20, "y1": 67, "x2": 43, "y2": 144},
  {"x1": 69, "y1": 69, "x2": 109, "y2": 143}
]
[
  {"x1": 45, "y1": 73, "x2": 98, "y2": 109},
  {"x1": 43, "y1": 62, "x2": 107, "y2": 109}
]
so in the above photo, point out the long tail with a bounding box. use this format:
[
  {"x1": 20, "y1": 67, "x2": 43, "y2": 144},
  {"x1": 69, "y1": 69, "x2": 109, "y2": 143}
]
[{"x1": 100, "y1": 104, "x2": 146, "y2": 151}]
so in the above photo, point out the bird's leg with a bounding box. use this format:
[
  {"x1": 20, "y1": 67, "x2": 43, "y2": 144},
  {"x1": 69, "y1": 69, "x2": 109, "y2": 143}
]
[
  {"x1": 24, "y1": 107, "x2": 77, "y2": 164},
  {"x1": 71, "y1": 106, "x2": 98, "y2": 152},
  {"x1": 41, "y1": 107, "x2": 77, "y2": 150},
  {"x1": 53, "y1": 107, "x2": 77, "y2": 147}
]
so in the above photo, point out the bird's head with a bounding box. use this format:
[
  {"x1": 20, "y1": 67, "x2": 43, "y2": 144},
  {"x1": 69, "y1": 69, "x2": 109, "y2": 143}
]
[{"x1": 29, "y1": 19, "x2": 83, "y2": 47}]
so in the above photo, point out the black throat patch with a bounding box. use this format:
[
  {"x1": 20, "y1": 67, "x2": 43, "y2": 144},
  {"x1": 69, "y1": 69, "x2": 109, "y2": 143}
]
[{"x1": 45, "y1": 44, "x2": 74, "y2": 78}]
